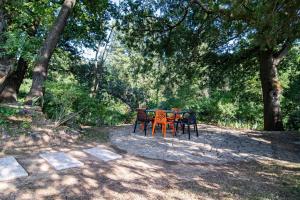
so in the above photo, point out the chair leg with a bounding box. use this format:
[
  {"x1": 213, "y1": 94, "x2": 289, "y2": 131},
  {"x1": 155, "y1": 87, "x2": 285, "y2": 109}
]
[
  {"x1": 188, "y1": 124, "x2": 190, "y2": 140},
  {"x1": 144, "y1": 122, "x2": 147, "y2": 136},
  {"x1": 133, "y1": 120, "x2": 138, "y2": 133},
  {"x1": 195, "y1": 123, "x2": 199, "y2": 137},
  {"x1": 161, "y1": 124, "x2": 164, "y2": 137},
  {"x1": 152, "y1": 122, "x2": 156, "y2": 136},
  {"x1": 163, "y1": 124, "x2": 167, "y2": 138},
  {"x1": 173, "y1": 123, "x2": 177, "y2": 136},
  {"x1": 171, "y1": 123, "x2": 175, "y2": 137},
  {"x1": 182, "y1": 124, "x2": 185, "y2": 134}
]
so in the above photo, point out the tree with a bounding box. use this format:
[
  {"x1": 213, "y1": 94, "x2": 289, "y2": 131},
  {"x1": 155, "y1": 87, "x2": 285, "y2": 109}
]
[
  {"x1": 117, "y1": 0, "x2": 300, "y2": 131},
  {"x1": 0, "y1": 0, "x2": 40, "y2": 102},
  {"x1": 25, "y1": 0, "x2": 76, "y2": 104},
  {"x1": 0, "y1": 58, "x2": 28, "y2": 102}
]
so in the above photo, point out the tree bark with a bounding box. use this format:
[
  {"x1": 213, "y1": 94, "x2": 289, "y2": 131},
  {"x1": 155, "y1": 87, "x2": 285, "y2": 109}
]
[
  {"x1": 0, "y1": 58, "x2": 28, "y2": 103},
  {"x1": 258, "y1": 50, "x2": 284, "y2": 131},
  {"x1": 25, "y1": 0, "x2": 76, "y2": 105}
]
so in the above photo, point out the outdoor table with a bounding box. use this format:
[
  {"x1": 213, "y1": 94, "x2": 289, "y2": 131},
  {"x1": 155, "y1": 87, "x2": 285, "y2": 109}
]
[
  {"x1": 145, "y1": 109, "x2": 189, "y2": 114},
  {"x1": 145, "y1": 109, "x2": 189, "y2": 122}
]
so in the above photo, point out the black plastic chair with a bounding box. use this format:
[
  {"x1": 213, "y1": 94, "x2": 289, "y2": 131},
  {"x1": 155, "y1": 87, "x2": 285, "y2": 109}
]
[
  {"x1": 177, "y1": 111, "x2": 199, "y2": 139},
  {"x1": 133, "y1": 108, "x2": 152, "y2": 136}
]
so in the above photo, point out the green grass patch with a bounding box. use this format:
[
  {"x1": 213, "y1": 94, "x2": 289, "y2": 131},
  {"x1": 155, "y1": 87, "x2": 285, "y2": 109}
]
[{"x1": 0, "y1": 106, "x2": 20, "y2": 127}]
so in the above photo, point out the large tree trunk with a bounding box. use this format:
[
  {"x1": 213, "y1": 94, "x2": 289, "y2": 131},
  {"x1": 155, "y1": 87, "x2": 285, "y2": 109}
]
[
  {"x1": 0, "y1": 58, "x2": 28, "y2": 103},
  {"x1": 258, "y1": 50, "x2": 284, "y2": 131},
  {"x1": 25, "y1": 0, "x2": 76, "y2": 105}
]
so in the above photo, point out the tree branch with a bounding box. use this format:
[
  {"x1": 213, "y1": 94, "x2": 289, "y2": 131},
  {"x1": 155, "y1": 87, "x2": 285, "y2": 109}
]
[
  {"x1": 192, "y1": 0, "x2": 251, "y2": 22},
  {"x1": 137, "y1": 3, "x2": 191, "y2": 34},
  {"x1": 274, "y1": 40, "x2": 292, "y2": 64},
  {"x1": 165, "y1": 5, "x2": 190, "y2": 30},
  {"x1": 191, "y1": 0, "x2": 213, "y2": 14}
]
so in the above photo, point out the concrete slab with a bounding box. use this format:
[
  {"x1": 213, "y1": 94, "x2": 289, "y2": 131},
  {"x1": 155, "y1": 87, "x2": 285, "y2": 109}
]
[
  {"x1": 40, "y1": 152, "x2": 83, "y2": 170},
  {"x1": 0, "y1": 156, "x2": 28, "y2": 181},
  {"x1": 84, "y1": 147, "x2": 122, "y2": 162}
]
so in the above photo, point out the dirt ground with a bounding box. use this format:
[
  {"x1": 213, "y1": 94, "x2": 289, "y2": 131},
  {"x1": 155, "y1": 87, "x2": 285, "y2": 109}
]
[
  {"x1": 0, "y1": 128, "x2": 299, "y2": 200},
  {"x1": 0, "y1": 105, "x2": 299, "y2": 200}
]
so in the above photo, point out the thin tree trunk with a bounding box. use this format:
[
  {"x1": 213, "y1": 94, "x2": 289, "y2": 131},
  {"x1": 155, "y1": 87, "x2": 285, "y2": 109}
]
[
  {"x1": 90, "y1": 28, "x2": 114, "y2": 97},
  {"x1": 258, "y1": 50, "x2": 284, "y2": 131},
  {"x1": 90, "y1": 43, "x2": 101, "y2": 97},
  {"x1": 25, "y1": 0, "x2": 76, "y2": 105},
  {"x1": 0, "y1": 58, "x2": 28, "y2": 103}
]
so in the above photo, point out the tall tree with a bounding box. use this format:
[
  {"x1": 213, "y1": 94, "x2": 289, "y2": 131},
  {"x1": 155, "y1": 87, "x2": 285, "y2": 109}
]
[
  {"x1": 25, "y1": 0, "x2": 76, "y2": 104},
  {"x1": 118, "y1": 0, "x2": 300, "y2": 131}
]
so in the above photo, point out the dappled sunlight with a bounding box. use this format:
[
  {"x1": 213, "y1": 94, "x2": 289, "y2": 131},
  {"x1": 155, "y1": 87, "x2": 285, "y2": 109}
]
[
  {"x1": 7, "y1": 115, "x2": 32, "y2": 123},
  {"x1": 0, "y1": 140, "x2": 298, "y2": 199},
  {"x1": 31, "y1": 126, "x2": 53, "y2": 135},
  {"x1": 62, "y1": 175, "x2": 78, "y2": 185},
  {"x1": 83, "y1": 177, "x2": 99, "y2": 189},
  {"x1": 111, "y1": 125, "x2": 300, "y2": 165},
  {"x1": 0, "y1": 122, "x2": 298, "y2": 199},
  {"x1": 0, "y1": 182, "x2": 17, "y2": 191},
  {"x1": 35, "y1": 186, "x2": 60, "y2": 197},
  {"x1": 247, "y1": 136, "x2": 272, "y2": 144}
]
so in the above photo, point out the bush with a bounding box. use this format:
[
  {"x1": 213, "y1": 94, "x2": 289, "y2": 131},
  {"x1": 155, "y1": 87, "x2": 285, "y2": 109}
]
[
  {"x1": 173, "y1": 91, "x2": 264, "y2": 130},
  {"x1": 43, "y1": 80, "x2": 132, "y2": 126}
]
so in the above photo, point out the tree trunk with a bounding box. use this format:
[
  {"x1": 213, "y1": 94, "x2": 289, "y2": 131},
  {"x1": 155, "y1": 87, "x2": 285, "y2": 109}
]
[
  {"x1": 90, "y1": 43, "x2": 101, "y2": 97},
  {"x1": 25, "y1": 0, "x2": 76, "y2": 105},
  {"x1": 90, "y1": 28, "x2": 114, "y2": 97},
  {"x1": 258, "y1": 50, "x2": 284, "y2": 131},
  {"x1": 0, "y1": 0, "x2": 6, "y2": 35},
  {"x1": 0, "y1": 58, "x2": 28, "y2": 103}
]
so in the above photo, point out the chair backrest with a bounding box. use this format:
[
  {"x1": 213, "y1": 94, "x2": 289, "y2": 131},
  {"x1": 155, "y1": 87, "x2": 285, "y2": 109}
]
[
  {"x1": 183, "y1": 111, "x2": 197, "y2": 124},
  {"x1": 171, "y1": 108, "x2": 181, "y2": 120},
  {"x1": 136, "y1": 108, "x2": 147, "y2": 121},
  {"x1": 155, "y1": 110, "x2": 167, "y2": 124}
]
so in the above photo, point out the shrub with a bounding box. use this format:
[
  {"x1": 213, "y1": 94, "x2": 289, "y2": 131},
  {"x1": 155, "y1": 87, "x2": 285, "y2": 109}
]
[{"x1": 43, "y1": 80, "x2": 131, "y2": 126}]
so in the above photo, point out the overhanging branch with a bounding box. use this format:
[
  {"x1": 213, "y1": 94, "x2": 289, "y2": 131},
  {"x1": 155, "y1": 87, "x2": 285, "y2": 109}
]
[
  {"x1": 192, "y1": 0, "x2": 251, "y2": 22},
  {"x1": 191, "y1": 0, "x2": 213, "y2": 14},
  {"x1": 273, "y1": 40, "x2": 292, "y2": 65}
]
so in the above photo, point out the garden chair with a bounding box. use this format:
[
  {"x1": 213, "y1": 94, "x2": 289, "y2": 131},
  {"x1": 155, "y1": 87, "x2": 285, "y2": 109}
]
[
  {"x1": 167, "y1": 108, "x2": 182, "y2": 134},
  {"x1": 179, "y1": 111, "x2": 199, "y2": 140},
  {"x1": 133, "y1": 108, "x2": 152, "y2": 136},
  {"x1": 167, "y1": 108, "x2": 182, "y2": 121},
  {"x1": 152, "y1": 110, "x2": 175, "y2": 138}
]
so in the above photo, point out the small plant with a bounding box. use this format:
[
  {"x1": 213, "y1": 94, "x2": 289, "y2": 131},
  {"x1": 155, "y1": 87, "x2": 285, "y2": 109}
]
[{"x1": 21, "y1": 121, "x2": 31, "y2": 129}]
